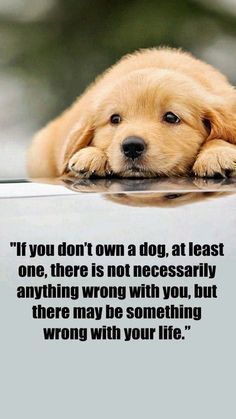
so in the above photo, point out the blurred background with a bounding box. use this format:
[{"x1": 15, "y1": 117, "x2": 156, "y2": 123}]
[{"x1": 0, "y1": 0, "x2": 236, "y2": 178}]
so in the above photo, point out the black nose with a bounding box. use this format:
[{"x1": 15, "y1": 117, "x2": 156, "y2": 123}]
[{"x1": 122, "y1": 136, "x2": 146, "y2": 159}]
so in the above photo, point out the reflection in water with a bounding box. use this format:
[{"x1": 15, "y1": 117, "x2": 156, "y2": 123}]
[
  {"x1": 60, "y1": 176, "x2": 235, "y2": 208},
  {"x1": 105, "y1": 191, "x2": 232, "y2": 207}
]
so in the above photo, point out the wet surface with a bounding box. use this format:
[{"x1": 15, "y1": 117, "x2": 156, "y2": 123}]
[
  {"x1": 1, "y1": 177, "x2": 236, "y2": 207},
  {"x1": 61, "y1": 176, "x2": 236, "y2": 192}
]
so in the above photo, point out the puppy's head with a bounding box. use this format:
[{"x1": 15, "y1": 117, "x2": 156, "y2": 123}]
[{"x1": 63, "y1": 69, "x2": 236, "y2": 177}]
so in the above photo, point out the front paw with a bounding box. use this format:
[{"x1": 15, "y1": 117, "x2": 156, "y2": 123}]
[
  {"x1": 67, "y1": 147, "x2": 112, "y2": 178},
  {"x1": 192, "y1": 145, "x2": 236, "y2": 178}
]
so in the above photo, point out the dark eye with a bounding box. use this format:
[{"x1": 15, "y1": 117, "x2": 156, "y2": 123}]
[
  {"x1": 163, "y1": 112, "x2": 180, "y2": 124},
  {"x1": 110, "y1": 114, "x2": 121, "y2": 125},
  {"x1": 165, "y1": 193, "x2": 182, "y2": 200}
]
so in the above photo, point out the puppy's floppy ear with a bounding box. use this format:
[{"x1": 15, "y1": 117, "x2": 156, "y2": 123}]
[
  {"x1": 203, "y1": 98, "x2": 236, "y2": 144},
  {"x1": 59, "y1": 117, "x2": 94, "y2": 174}
]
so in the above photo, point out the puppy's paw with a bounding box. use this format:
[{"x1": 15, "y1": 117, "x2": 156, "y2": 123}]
[
  {"x1": 192, "y1": 145, "x2": 236, "y2": 178},
  {"x1": 68, "y1": 147, "x2": 112, "y2": 178}
]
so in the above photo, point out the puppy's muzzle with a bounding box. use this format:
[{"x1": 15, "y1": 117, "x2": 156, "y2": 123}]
[{"x1": 122, "y1": 136, "x2": 146, "y2": 160}]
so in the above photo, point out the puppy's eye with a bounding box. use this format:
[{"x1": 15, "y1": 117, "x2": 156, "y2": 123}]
[
  {"x1": 165, "y1": 193, "x2": 182, "y2": 200},
  {"x1": 110, "y1": 114, "x2": 121, "y2": 125},
  {"x1": 163, "y1": 112, "x2": 181, "y2": 124}
]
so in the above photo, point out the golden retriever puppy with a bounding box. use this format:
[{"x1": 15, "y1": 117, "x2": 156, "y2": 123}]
[{"x1": 28, "y1": 48, "x2": 236, "y2": 178}]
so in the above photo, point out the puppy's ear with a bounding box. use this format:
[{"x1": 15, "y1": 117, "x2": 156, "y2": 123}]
[
  {"x1": 59, "y1": 118, "x2": 94, "y2": 174},
  {"x1": 204, "y1": 99, "x2": 236, "y2": 144}
]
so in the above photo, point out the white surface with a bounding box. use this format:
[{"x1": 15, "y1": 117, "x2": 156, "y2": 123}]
[
  {"x1": 0, "y1": 182, "x2": 75, "y2": 198},
  {"x1": 1, "y1": 177, "x2": 236, "y2": 199},
  {"x1": 0, "y1": 188, "x2": 236, "y2": 419}
]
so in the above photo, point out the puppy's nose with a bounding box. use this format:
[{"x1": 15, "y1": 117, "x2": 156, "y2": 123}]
[{"x1": 122, "y1": 136, "x2": 146, "y2": 159}]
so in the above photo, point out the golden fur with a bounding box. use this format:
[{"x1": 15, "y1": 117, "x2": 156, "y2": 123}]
[{"x1": 28, "y1": 48, "x2": 236, "y2": 178}]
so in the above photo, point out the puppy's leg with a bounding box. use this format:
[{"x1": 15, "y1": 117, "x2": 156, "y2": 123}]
[
  {"x1": 68, "y1": 147, "x2": 111, "y2": 178},
  {"x1": 192, "y1": 139, "x2": 236, "y2": 178}
]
